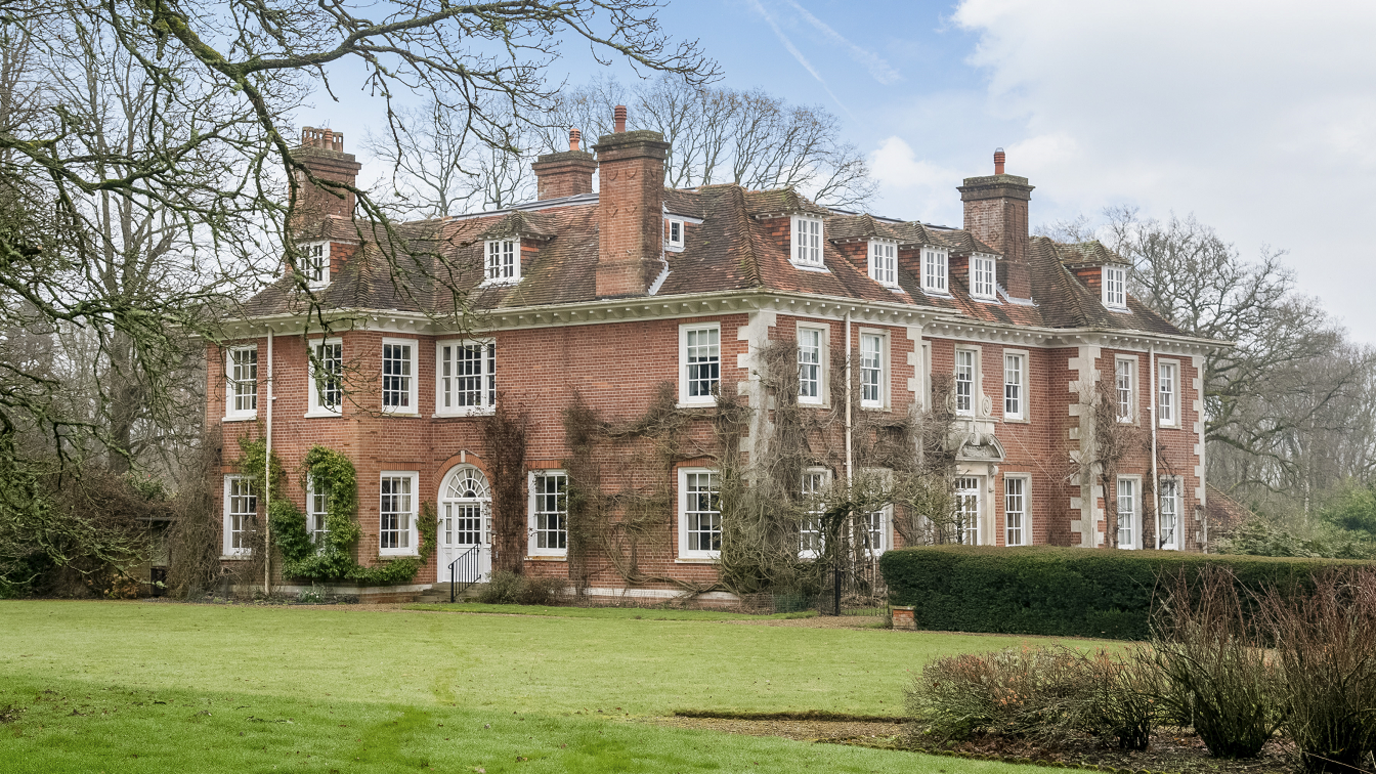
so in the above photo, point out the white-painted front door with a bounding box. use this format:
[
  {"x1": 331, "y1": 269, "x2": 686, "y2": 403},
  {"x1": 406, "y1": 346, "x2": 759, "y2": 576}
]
[
  {"x1": 955, "y1": 476, "x2": 982, "y2": 545},
  {"x1": 438, "y1": 465, "x2": 492, "y2": 583}
]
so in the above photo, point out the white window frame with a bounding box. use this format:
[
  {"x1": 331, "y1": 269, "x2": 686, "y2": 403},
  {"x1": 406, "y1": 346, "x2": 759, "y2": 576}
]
[
  {"x1": 381, "y1": 338, "x2": 418, "y2": 415},
  {"x1": 868, "y1": 240, "x2": 898, "y2": 287},
  {"x1": 1102, "y1": 265, "x2": 1128, "y2": 310},
  {"x1": 435, "y1": 339, "x2": 496, "y2": 417},
  {"x1": 306, "y1": 337, "x2": 344, "y2": 417},
  {"x1": 1115, "y1": 356, "x2": 1136, "y2": 424},
  {"x1": 225, "y1": 346, "x2": 258, "y2": 421},
  {"x1": 379, "y1": 471, "x2": 419, "y2": 556},
  {"x1": 970, "y1": 254, "x2": 997, "y2": 300},
  {"x1": 1157, "y1": 477, "x2": 1183, "y2": 550},
  {"x1": 1116, "y1": 476, "x2": 1140, "y2": 550},
  {"x1": 299, "y1": 241, "x2": 330, "y2": 288},
  {"x1": 1003, "y1": 350, "x2": 1026, "y2": 421},
  {"x1": 863, "y1": 505, "x2": 892, "y2": 556},
  {"x1": 796, "y1": 324, "x2": 827, "y2": 406},
  {"x1": 484, "y1": 239, "x2": 520, "y2": 284},
  {"x1": 666, "y1": 218, "x2": 685, "y2": 250},
  {"x1": 790, "y1": 215, "x2": 824, "y2": 267},
  {"x1": 678, "y1": 322, "x2": 721, "y2": 407},
  {"x1": 922, "y1": 247, "x2": 949, "y2": 295},
  {"x1": 528, "y1": 470, "x2": 569, "y2": 557},
  {"x1": 1158, "y1": 359, "x2": 1180, "y2": 428},
  {"x1": 954, "y1": 348, "x2": 978, "y2": 416},
  {"x1": 306, "y1": 474, "x2": 329, "y2": 548},
  {"x1": 222, "y1": 475, "x2": 256, "y2": 557},
  {"x1": 677, "y1": 467, "x2": 722, "y2": 560},
  {"x1": 799, "y1": 467, "x2": 830, "y2": 559},
  {"x1": 859, "y1": 330, "x2": 888, "y2": 410},
  {"x1": 1004, "y1": 475, "x2": 1029, "y2": 547}
]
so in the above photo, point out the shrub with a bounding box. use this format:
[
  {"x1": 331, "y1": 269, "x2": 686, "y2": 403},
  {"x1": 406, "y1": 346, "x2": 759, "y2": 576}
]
[
  {"x1": 1263, "y1": 568, "x2": 1376, "y2": 773},
  {"x1": 1150, "y1": 567, "x2": 1282, "y2": 759},
  {"x1": 907, "y1": 645, "x2": 1158, "y2": 749},
  {"x1": 477, "y1": 571, "x2": 566, "y2": 606},
  {"x1": 881, "y1": 545, "x2": 1365, "y2": 639}
]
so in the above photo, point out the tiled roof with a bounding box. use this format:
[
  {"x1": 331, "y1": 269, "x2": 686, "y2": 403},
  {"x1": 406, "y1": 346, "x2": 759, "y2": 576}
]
[
  {"x1": 243, "y1": 184, "x2": 1183, "y2": 338},
  {"x1": 1051, "y1": 240, "x2": 1130, "y2": 267}
]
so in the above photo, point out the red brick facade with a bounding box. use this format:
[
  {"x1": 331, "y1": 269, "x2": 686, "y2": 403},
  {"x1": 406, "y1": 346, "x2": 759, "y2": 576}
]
[{"x1": 209, "y1": 117, "x2": 1218, "y2": 597}]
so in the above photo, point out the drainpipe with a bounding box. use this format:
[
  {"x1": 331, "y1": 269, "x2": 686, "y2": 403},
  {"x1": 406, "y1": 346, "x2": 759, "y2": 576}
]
[
  {"x1": 264, "y1": 329, "x2": 274, "y2": 596},
  {"x1": 1149, "y1": 345, "x2": 1159, "y2": 549},
  {"x1": 844, "y1": 311, "x2": 853, "y2": 487}
]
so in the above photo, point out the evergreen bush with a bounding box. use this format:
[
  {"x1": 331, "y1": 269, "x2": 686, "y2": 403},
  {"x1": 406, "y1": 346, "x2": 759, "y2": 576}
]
[{"x1": 880, "y1": 545, "x2": 1367, "y2": 640}]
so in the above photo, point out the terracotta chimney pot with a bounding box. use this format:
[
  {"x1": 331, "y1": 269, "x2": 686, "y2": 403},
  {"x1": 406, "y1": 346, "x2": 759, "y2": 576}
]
[
  {"x1": 994, "y1": 147, "x2": 1006, "y2": 175},
  {"x1": 570, "y1": 128, "x2": 581, "y2": 152},
  {"x1": 614, "y1": 105, "x2": 627, "y2": 133}
]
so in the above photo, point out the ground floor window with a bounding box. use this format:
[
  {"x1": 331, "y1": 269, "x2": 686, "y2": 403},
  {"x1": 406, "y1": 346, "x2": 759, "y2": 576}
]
[
  {"x1": 529, "y1": 470, "x2": 568, "y2": 556},
  {"x1": 799, "y1": 468, "x2": 829, "y2": 557},
  {"x1": 1159, "y1": 478, "x2": 1181, "y2": 550},
  {"x1": 863, "y1": 506, "x2": 890, "y2": 555},
  {"x1": 223, "y1": 475, "x2": 256, "y2": 556},
  {"x1": 307, "y1": 476, "x2": 329, "y2": 547},
  {"x1": 379, "y1": 472, "x2": 418, "y2": 554},
  {"x1": 1005, "y1": 476, "x2": 1028, "y2": 546},
  {"x1": 1117, "y1": 478, "x2": 1139, "y2": 549},
  {"x1": 678, "y1": 468, "x2": 721, "y2": 559}
]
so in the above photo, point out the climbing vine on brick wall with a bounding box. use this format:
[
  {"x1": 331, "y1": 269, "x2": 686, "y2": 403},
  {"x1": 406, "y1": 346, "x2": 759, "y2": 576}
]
[{"x1": 237, "y1": 439, "x2": 436, "y2": 584}]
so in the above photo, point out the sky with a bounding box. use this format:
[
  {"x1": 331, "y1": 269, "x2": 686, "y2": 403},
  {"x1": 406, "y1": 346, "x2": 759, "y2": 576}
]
[{"x1": 303, "y1": 0, "x2": 1376, "y2": 341}]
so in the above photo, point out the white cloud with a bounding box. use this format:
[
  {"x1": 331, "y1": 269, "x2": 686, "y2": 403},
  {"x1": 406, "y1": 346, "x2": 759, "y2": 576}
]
[
  {"x1": 868, "y1": 136, "x2": 967, "y2": 224},
  {"x1": 941, "y1": 0, "x2": 1376, "y2": 338}
]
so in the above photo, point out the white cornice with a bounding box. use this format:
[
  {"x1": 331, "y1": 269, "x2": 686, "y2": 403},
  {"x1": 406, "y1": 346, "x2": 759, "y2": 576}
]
[{"x1": 214, "y1": 289, "x2": 1228, "y2": 355}]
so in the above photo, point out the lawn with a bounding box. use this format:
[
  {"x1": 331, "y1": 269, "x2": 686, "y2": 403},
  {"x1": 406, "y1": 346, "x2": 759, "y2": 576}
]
[{"x1": 0, "y1": 601, "x2": 1060, "y2": 773}]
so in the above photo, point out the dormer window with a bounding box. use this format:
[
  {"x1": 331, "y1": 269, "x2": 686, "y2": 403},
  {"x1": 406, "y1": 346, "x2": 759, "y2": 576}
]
[
  {"x1": 791, "y1": 216, "x2": 824, "y2": 267},
  {"x1": 666, "y1": 218, "x2": 685, "y2": 249},
  {"x1": 970, "y1": 254, "x2": 997, "y2": 300},
  {"x1": 922, "y1": 248, "x2": 948, "y2": 294},
  {"x1": 485, "y1": 239, "x2": 519, "y2": 284},
  {"x1": 868, "y1": 240, "x2": 897, "y2": 287},
  {"x1": 1102, "y1": 266, "x2": 1127, "y2": 310},
  {"x1": 299, "y1": 241, "x2": 329, "y2": 287}
]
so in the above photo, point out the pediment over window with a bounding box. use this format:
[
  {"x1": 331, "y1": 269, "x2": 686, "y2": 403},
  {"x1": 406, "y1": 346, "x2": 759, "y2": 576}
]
[{"x1": 954, "y1": 429, "x2": 1006, "y2": 462}]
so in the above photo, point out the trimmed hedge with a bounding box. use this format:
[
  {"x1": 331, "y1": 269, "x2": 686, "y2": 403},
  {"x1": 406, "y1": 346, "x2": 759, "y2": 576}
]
[{"x1": 881, "y1": 546, "x2": 1370, "y2": 640}]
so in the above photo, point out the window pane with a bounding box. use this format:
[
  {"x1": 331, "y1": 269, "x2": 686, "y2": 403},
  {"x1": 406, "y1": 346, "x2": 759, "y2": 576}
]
[
  {"x1": 532, "y1": 472, "x2": 568, "y2": 550},
  {"x1": 381, "y1": 475, "x2": 413, "y2": 549},
  {"x1": 1116, "y1": 360, "x2": 1133, "y2": 422},
  {"x1": 1117, "y1": 479, "x2": 1136, "y2": 548},
  {"x1": 227, "y1": 477, "x2": 257, "y2": 552},
  {"x1": 1159, "y1": 363, "x2": 1176, "y2": 424},
  {"x1": 799, "y1": 470, "x2": 827, "y2": 555},
  {"x1": 1159, "y1": 479, "x2": 1178, "y2": 549},
  {"x1": 231, "y1": 348, "x2": 258, "y2": 413},
  {"x1": 955, "y1": 477, "x2": 979, "y2": 545},
  {"x1": 383, "y1": 344, "x2": 412, "y2": 408},
  {"x1": 1005, "y1": 477, "x2": 1025, "y2": 546},
  {"x1": 955, "y1": 350, "x2": 974, "y2": 414},
  {"x1": 1004, "y1": 353, "x2": 1023, "y2": 418}
]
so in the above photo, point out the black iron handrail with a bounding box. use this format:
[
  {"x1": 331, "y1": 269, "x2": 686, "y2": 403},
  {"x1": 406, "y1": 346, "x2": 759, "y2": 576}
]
[{"x1": 448, "y1": 545, "x2": 483, "y2": 603}]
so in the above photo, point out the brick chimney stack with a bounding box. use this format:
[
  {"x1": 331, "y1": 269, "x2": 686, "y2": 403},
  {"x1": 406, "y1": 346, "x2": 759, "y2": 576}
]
[
  {"x1": 592, "y1": 106, "x2": 670, "y2": 298},
  {"x1": 291, "y1": 127, "x2": 362, "y2": 228},
  {"x1": 531, "y1": 128, "x2": 598, "y2": 200},
  {"x1": 958, "y1": 148, "x2": 1035, "y2": 300}
]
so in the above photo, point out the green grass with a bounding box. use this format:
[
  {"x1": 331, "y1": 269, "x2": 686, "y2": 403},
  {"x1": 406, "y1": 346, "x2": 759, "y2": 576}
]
[
  {"x1": 0, "y1": 600, "x2": 1067, "y2": 773},
  {"x1": 405, "y1": 602, "x2": 819, "y2": 621}
]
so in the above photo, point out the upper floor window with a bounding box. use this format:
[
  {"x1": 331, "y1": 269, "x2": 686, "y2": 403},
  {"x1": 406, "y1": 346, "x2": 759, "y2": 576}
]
[
  {"x1": 868, "y1": 240, "x2": 897, "y2": 287},
  {"x1": 1158, "y1": 360, "x2": 1179, "y2": 427},
  {"x1": 860, "y1": 333, "x2": 885, "y2": 409},
  {"x1": 226, "y1": 346, "x2": 258, "y2": 420},
  {"x1": 797, "y1": 327, "x2": 823, "y2": 405},
  {"x1": 970, "y1": 254, "x2": 997, "y2": 300},
  {"x1": 437, "y1": 340, "x2": 496, "y2": 415},
  {"x1": 1004, "y1": 352, "x2": 1025, "y2": 420},
  {"x1": 1115, "y1": 357, "x2": 1135, "y2": 423},
  {"x1": 307, "y1": 338, "x2": 343, "y2": 416},
  {"x1": 382, "y1": 339, "x2": 417, "y2": 413},
  {"x1": 1102, "y1": 266, "x2": 1127, "y2": 310},
  {"x1": 666, "y1": 218, "x2": 685, "y2": 249},
  {"x1": 679, "y1": 323, "x2": 720, "y2": 406},
  {"x1": 790, "y1": 216, "x2": 824, "y2": 267},
  {"x1": 299, "y1": 241, "x2": 329, "y2": 287},
  {"x1": 485, "y1": 239, "x2": 520, "y2": 284},
  {"x1": 955, "y1": 348, "x2": 976, "y2": 416},
  {"x1": 529, "y1": 470, "x2": 568, "y2": 556},
  {"x1": 922, "y1": 248, "x2": 949, "y2": 294}
]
